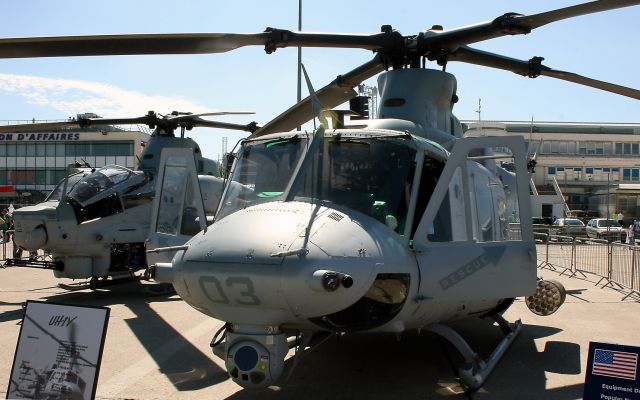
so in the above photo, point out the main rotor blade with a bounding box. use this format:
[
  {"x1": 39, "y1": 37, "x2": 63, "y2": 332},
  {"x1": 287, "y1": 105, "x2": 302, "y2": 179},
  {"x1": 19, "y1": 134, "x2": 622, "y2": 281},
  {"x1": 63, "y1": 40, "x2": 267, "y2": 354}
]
[
  {"x1": 254, "y1": 55, "x2": 385, "y2": 136},
  {"x1": 449, "y1": 46, "x2": 640, "y2": 100},
  {"x1": 193, "y1": 111, "x2": 255, "y2": 117},
  {"x1": 0, "y1": 121, "x2": 79, "y2": 133},
  {"x1": 0, "y1": 33, "x2": 267, "y2": 58},
  {"x1": 421, "y1": 0, "x2": 640, "y2": 52},
  {"x1": 0, "y1": 31, "x2": 398, "y2": 59},
  {"x1": 518, "y1": 0, "x2": 640, "y2": 30},
  {"x1": 170, "y1": 115, "x2": 259, "y2": 132}
]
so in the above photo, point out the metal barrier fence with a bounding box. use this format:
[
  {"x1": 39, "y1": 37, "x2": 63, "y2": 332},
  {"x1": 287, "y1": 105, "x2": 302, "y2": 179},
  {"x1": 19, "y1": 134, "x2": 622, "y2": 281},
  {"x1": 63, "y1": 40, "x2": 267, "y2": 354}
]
[
  {"x1": 537, "y1": 234, "x2": 640, "y2": 301},
  {"x1": 0, "y1": 231, "x2": 49, "y2": 266}
]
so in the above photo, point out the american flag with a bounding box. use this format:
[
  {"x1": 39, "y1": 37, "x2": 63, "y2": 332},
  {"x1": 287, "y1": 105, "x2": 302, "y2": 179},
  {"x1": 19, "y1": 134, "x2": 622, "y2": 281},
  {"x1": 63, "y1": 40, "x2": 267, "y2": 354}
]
[{"x1": 592, "y1": 349, "x2": 638, "y2": 380}]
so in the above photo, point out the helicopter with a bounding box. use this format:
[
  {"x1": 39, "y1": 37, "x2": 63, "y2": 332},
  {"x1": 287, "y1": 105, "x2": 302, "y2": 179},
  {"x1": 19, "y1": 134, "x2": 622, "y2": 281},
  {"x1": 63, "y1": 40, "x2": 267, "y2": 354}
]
[
  {"x1": 1, "y1": 0, "x2": 640, "y2": 391},
  {"x1": 1, "y1": 111, "x2": 257, "y2": 287}
]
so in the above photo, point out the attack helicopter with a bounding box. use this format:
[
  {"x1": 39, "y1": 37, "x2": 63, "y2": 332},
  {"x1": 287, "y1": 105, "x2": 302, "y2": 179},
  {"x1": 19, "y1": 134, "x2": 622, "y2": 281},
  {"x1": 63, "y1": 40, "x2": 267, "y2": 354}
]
[
  {"x1": 1, "y1": 0, "x2": 640, "y2": 391},
  {"x1": 1, "y1": 111, "x2": 257, "y2": 286}
]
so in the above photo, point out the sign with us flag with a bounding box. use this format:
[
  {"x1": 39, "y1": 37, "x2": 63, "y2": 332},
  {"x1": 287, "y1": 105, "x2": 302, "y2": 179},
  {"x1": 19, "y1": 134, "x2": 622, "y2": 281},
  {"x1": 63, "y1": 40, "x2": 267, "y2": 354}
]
[{"x1": 583, "y1": 341, "x2": 640, "y2": 400}]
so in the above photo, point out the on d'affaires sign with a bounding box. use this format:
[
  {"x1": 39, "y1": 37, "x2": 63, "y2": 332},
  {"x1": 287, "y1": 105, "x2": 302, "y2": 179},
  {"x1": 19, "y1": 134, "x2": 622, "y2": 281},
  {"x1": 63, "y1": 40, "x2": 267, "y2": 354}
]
[{"x1": 0, "y1": 132, "x2": 81, "y2": 141}]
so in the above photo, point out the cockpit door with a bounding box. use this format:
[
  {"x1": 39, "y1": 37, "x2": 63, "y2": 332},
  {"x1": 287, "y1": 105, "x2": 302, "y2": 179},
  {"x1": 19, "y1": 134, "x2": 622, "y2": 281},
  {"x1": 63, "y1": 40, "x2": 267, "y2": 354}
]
[
  {"x1": 413, "y1": 136, "x2": 536, "y2": 304},
  {"x1": 147, "y1": 148, "x2": 207, "y2": 265}
]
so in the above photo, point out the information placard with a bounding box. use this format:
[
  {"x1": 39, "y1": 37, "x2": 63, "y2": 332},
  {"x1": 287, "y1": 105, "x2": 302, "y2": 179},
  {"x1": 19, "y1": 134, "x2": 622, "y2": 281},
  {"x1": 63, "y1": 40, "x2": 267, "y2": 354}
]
[
  {"x1": 6, "y1": 301, "x2": 110, "y2": 400},
  {"x1": 583, "y1": 341, "x2": 640, "y2": 400}
]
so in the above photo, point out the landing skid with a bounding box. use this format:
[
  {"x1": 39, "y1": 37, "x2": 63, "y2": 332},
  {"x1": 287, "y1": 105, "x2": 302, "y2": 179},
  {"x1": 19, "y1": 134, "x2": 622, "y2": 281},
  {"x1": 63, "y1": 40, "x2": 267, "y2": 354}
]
[{"x1": 426, "y1": 315, "x2": 522, "y2": 390}]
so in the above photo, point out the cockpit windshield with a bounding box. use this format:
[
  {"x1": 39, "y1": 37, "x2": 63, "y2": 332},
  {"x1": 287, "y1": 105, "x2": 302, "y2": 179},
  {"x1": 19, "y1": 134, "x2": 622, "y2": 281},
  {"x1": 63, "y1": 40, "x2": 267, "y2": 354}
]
[
  {"x1": 218, "y1": 131, "x2": 417, "y2": 233},
  {"x1": 45, "y1": 170, "x2": 91, "y2": 202},
  {"x1": 68, "y1": 166, "x2": 135, "y2": 204},
  {"x1": 217, "y1": 135, "x2": 307, "y2": 219}
]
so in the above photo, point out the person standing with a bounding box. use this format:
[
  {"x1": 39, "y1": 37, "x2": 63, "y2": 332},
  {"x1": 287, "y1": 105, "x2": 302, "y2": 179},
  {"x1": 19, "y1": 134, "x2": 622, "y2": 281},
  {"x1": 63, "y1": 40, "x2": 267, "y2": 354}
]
[
  {"x1": 628, "y1": 221, "x2": 635, "y2": 246},
  {"x1": 617, "y1": 210, "x2": 624, "y2": 226},
  {"x1": 0, "y1": 208, "x2": 9, "y2": 243}
]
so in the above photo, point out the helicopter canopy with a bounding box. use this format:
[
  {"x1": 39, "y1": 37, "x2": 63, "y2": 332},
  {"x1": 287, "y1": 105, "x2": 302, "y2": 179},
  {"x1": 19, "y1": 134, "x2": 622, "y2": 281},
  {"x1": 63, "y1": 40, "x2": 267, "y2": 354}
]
[{"x1": 66, "y1": 165, "x2": 152, "y2": 223}]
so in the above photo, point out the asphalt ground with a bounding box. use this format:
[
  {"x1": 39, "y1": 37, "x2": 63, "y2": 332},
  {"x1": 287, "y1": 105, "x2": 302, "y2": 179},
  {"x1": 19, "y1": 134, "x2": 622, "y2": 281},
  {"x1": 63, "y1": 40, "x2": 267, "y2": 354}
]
[{"x1": 0, "y1": 262, "x2": 638, "y2": 400}]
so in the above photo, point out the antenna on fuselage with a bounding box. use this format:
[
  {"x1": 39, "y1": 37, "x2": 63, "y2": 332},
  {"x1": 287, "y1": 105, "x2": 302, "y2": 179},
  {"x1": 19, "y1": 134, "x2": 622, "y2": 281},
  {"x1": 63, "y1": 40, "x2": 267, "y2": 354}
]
[{"x1": 300, "y1": 63, "x2": 328, "y2": 129}]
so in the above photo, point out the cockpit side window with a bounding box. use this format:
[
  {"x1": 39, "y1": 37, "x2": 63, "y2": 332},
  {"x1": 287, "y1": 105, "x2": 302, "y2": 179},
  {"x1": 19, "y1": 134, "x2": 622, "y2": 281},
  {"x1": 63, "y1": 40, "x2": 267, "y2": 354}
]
[
  {"x1": 411, "y1": 157, "x2": 446, "y2": 240},
  {"x1": 155, "y1": 164, "x2": 188, "y2": 235},
  {"x1": 416, "y1": 143, "x2": 520, "y2": 243}
]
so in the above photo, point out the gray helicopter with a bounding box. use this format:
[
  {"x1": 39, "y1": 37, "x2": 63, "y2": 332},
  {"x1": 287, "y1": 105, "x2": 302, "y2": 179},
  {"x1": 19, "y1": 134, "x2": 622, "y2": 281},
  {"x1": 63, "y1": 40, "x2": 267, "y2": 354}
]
[
  {"x1": 1, "y1": 0, "x2": 639, "y2": 390},
  {"x1": 1, "y1": 111, "x2": 257, "y2": 286}
]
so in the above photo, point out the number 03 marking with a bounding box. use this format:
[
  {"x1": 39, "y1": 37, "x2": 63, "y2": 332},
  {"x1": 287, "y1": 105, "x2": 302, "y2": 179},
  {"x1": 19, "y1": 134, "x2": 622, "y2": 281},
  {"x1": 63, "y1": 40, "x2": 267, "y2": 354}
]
[{"x1": 199, "y1": 276, "x2": 261, "y2": 306}]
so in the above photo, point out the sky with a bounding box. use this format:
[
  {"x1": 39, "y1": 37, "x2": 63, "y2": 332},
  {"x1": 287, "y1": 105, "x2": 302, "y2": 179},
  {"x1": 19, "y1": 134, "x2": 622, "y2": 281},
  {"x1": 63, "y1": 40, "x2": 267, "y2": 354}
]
[{"x1": 1, "y1": 0, "x2": 639, "y2": 162}]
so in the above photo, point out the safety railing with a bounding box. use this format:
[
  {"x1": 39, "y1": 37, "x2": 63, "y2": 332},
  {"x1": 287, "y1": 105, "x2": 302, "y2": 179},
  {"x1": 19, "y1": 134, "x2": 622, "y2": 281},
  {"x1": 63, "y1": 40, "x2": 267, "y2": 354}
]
[
  {"x1": 0, "y1": 231, "x2": 49, "y2": 267},
  {"x1": 537, "y1": 234, "x2": 639, "y2": 301}
]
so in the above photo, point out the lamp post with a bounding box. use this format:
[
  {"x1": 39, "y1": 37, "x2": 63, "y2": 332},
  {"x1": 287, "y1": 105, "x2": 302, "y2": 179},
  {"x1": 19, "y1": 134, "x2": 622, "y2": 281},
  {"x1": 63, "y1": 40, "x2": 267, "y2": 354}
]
[{"x1": 296, "y1": 0, "x2": 302, "y2": 131}]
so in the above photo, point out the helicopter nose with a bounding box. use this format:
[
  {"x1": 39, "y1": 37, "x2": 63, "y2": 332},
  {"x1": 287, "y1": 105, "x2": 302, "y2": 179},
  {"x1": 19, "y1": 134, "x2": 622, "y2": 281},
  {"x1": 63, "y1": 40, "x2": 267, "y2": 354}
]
[
  {"x1": 170, "y1": 201, "x2": 410, "y2": 327},
  {"x1": 18, "y1": 224, "x2": 48, "y2": 250},
  {"x1": 13, "y1": 204, "x2": 55, "y2": 250}
]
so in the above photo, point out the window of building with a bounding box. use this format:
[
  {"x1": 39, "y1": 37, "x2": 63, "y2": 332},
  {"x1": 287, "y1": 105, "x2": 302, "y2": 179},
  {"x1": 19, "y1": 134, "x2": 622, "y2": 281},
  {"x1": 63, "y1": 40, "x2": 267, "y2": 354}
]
[
  {"x1": 93, "y1": 143, "x2": 110, "y2": 156},
  {"x1": 623, "y1": 168, "x2": 640, "y2": 181},
  {"x1": 35, "y1": 170, "x2": 46, "y2": 185},
  {"x1": 36, "y1": 143, "x2": 46, "y2": 157},
  {"x1": 616, "y1": 143, "x2": 639, "y2": 155},
  {"x1": 580, "y1": 142, "x2": 603, "y2": 155},
  {"x1": 586, "y1": 167, "x2": 594, "y2": 174},
  {"x1": 548, "y1": 166, "x2": 556, "y2": 174},
  {"x1": 558, "y1": 142, "x2": 568, "y2": 153},
  {"x1": 0, "y1": 144, "x2": 5, "y2": 157},
  {"x1": 45, "y1": 143, "x2": 56, "y2": 157}
]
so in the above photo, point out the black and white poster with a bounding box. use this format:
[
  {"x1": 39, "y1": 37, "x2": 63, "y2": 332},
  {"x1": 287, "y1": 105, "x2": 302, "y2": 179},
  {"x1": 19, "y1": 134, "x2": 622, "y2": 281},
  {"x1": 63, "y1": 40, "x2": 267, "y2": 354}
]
[{"x1": 6, "y1": 301, "x2": 110, "y2": 400}]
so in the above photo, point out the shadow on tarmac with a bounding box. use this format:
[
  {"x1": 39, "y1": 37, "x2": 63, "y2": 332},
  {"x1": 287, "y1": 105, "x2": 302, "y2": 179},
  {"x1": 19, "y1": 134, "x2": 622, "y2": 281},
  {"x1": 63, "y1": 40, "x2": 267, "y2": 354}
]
[{"x1": 224, "y1": 319, "x2": 583, "y2": 400}]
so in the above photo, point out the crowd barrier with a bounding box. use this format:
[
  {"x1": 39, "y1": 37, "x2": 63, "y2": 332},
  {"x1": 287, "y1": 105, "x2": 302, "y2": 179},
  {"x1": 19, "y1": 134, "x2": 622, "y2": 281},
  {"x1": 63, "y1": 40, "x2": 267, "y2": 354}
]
[
  {"x1": 536, "y1": 233, "x2": 639, "y2": 301},
  {"x1": 0, "y1": 231, "x2": 49, "y2": 266}
]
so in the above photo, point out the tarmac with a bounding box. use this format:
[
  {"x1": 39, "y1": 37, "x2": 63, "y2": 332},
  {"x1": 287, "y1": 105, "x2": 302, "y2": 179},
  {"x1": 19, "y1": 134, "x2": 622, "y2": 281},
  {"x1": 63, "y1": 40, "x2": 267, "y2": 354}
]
[{"x1": 0, "y1": 262, "x2": 639, "y2": 400}]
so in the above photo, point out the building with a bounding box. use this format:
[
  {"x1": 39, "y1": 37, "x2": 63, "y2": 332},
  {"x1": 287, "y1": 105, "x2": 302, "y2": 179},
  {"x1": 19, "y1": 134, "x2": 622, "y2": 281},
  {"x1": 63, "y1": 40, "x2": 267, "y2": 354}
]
[
  {"x1": 0, "y1": 120, "x2": 149, "y2": 205},
  {"x1": 463, "y1": 120, "x2": 640, "y2": 222}
]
